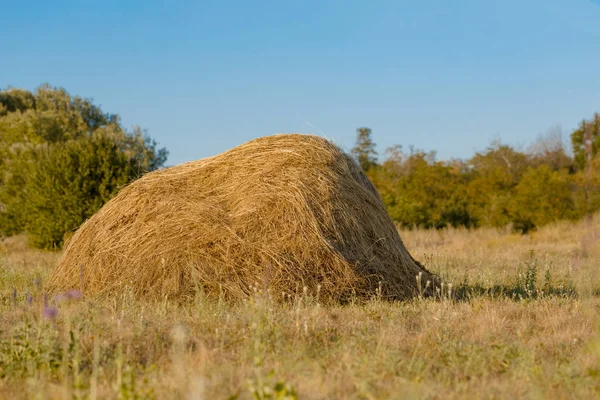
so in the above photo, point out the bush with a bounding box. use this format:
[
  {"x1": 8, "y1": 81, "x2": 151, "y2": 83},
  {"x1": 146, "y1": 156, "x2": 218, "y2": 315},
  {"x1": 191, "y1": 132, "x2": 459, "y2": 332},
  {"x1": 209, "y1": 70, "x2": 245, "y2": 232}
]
[
  {"x1": 0, "y1": 84, "x2": 168, "y2": 247},
  {"x1": 23, "y1": 134, "x2": 131, "y2": 248},
  {"x1": 508, "y1": 165, "x2": 575, "y2": 232}
]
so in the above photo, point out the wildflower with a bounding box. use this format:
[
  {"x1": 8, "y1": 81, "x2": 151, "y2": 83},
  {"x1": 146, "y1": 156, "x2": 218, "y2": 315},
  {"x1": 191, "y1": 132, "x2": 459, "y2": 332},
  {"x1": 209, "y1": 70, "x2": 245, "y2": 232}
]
[
  {"x1": 43, "y1": 306, "x2": 58, "y2": 320},
  {"x1": 56, "y1": 289, "x2": 83, "y2": 303},
  {"x1": 64, "y1": 289, "x2": 83, "y2": 300}
]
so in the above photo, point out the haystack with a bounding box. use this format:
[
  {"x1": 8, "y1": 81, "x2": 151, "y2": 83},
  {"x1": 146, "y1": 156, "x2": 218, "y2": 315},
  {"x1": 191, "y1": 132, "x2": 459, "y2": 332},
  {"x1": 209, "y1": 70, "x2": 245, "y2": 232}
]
[{"x1": 46, "y1": 134, "x2": 438, "y2": 301}]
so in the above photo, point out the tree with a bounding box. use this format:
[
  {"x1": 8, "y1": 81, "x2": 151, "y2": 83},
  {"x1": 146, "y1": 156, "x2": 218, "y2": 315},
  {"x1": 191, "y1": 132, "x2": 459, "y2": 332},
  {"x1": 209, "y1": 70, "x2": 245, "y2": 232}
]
[
  {"x1": 528, "y1": 127, "x2": 574, "y2": 172},
  {"x1": 375, "y1": 147, "x2": 473, "y2": 228},
  {"x1": 121, "y1": 125, "x2": 169, "y2": 174},
  {"x1": 350, "y1": 128, "x2": 596, "y2": 231},
  {"x1": 23, "y1": 134, "x2": 131, "y2": 248},
  {"x1": 0, "y1": 84, "x2": 168, "y2": 244},
  {"x1": 351, "y1": 127, "x2": 378, "y2": 172},
  {"x1": 508, "y1": 165, "x2": 575, "y2": 232},
  {"x1": 571, "y1": 113, "x2": 600, "y2": 171},
  {"x1": 465, "y1": 142, "x2": 530, "y2": 227}
]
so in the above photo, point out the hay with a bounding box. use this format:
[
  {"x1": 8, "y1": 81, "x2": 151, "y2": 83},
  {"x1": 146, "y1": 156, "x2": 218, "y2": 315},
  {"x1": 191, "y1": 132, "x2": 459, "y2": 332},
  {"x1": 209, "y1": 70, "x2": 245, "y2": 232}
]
[{"x1": 46, "y1": 134, "x2": 438, "y2": 301}]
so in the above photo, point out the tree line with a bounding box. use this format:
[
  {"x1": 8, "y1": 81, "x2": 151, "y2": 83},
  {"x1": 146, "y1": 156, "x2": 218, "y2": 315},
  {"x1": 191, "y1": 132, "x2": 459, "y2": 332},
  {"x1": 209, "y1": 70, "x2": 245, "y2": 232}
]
[
  {"x1": 1, "y1": 84, "x2": 597, "y2": 249},
  {"x1": 352, "y1": 116, "x2": 600, "y2": 232},
  {"x1": 0, "y1": 85, "x2": 167, "y2": 248}
]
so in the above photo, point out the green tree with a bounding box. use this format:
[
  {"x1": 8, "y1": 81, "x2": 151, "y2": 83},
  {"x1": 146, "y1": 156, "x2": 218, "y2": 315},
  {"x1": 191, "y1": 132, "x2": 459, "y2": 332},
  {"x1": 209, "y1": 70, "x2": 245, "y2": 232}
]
[
  {"x1": 358, "y1": 130, "x2": 588, "y2": 231},
  {"x1": 571, "y1": 157, "x2": 600, "y2": 219},
  {"x1": 351, "y1": 127, "x2": 378, "y2": 172},
  {"x1": 571, "y1": 113, "x2": 600, "y2": 171},
  {"x1": 23, "y1": 134, "x2": 131, "y2": 248},
  {"x1": 466, "y1": 141, "x2": 530, "y2": 227},
  {"x1": 0, "y1": 84, "x2": 168, "y2": 244},
  {"x1": 508, "y1": 165, "x2": 575, "y2": 232},
  {"x1": 374, "y1": 147, "x2": 473, "y2": 228}
]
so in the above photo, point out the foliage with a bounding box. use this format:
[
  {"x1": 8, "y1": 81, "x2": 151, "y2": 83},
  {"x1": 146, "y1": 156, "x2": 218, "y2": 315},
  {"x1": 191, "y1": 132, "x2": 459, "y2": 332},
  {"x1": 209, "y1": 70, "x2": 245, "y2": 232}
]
[
  {"x1": 359, "y1": 113, "x2": 600, "y2": 231},
  {"x1": 351, "y1": 127, "x2": 378, "y2": 172},
  {"x1": 528, "y1": 128, "x2": 573, "y2": 172},
  {"x1": 23, "y1": 134, "x2": 131, "y2": 248},
  {"x1": 370, "y1": 147, "x2": 474, "y2": 228},
  {"x1": 1, "y1": 83, "x2": 598, "y2": 242},
  {"x1": 0, "y1": 84, "x2": 168, "y2": 247},
  {"x1": 508, "y1": 165, "x2": 575, "y2": 232},
  {"x1": 571, "y1": 113, "x2": 600, "y2": 171}
]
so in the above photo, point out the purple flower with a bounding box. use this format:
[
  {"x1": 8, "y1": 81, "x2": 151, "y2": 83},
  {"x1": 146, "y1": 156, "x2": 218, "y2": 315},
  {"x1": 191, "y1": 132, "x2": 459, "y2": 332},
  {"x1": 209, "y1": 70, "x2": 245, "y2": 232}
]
[
  {"x1": 43, "y1": 306, "x2": 58, "y2": 320},
  {"x1": 56, "y1": 290, "x2": 83, "y2": 303},
  {"x1": 64, "y1": 290, "x2": 82, "y2": 300},
  {"x1": 27, "y1": 294, "x2": 33, "y2": 306}
]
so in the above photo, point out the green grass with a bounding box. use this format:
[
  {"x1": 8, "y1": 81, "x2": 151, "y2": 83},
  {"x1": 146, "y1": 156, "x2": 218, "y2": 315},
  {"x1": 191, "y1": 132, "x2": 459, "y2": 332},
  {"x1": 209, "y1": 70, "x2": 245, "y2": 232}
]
[{"x1": 1, "y1": 219, "x2": 600, "y2": 399}]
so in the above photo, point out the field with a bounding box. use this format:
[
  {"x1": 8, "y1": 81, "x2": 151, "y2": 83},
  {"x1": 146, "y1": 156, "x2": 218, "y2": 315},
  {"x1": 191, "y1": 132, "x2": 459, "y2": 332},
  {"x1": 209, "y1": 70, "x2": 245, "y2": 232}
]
[{"x1": 1, "y1": 219, "x2": 600, "y2": 399}]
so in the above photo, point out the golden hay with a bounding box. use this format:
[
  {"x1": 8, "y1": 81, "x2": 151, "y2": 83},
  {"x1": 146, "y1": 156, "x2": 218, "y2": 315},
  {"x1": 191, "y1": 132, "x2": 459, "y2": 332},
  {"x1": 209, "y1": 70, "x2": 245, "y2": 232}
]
[{"x1": 46, "y1": 134, "x2": 438, "y2": 301}]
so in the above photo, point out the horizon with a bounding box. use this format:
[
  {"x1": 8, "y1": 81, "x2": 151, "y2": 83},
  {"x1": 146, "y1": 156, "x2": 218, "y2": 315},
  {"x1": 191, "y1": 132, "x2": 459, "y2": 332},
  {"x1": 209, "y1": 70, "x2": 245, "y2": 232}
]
[{"x1": 2, "y1": 0, "x2": 599, "y2": 165}]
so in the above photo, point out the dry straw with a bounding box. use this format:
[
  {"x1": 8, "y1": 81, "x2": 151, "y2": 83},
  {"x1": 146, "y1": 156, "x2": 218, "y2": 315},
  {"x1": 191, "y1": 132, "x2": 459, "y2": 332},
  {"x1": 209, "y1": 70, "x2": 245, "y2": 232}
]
[{"x1": 46, "y1": 134, "x2": 438, "y2": 301}]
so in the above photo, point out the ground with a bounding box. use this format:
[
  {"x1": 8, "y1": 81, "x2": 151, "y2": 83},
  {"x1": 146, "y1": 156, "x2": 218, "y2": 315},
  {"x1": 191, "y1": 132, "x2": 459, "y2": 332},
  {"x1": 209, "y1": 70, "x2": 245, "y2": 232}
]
[{"x1": 1, "y1": 219, "x2": 599, "y2": 399}]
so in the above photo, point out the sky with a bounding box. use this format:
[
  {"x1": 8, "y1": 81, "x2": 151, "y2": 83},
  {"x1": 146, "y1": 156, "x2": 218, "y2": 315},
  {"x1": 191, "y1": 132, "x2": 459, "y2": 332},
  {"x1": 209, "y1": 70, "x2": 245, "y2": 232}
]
[{"x1": 2, "y1": 0, "x2": 600, "y2": 166}]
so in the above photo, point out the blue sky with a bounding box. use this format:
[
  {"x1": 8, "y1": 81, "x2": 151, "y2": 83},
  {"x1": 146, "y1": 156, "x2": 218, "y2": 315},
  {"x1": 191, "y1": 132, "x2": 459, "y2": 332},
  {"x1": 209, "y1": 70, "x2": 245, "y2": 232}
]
[{"x1": 2, "y1": 0, "x2": 599, "y2": 165}]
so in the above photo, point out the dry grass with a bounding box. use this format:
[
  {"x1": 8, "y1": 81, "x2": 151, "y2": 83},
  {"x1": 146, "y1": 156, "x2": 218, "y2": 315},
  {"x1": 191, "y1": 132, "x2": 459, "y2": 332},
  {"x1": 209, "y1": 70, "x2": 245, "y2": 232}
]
[
  {"x1": 402, "y1": 217, "x2": 600, "y2": 294},
  {"x1": 47, "y1": 134, "x2": 436, "y2": 302},
  {"x1": 1, "y1": 218, "x2": 600, "y2": 399}
]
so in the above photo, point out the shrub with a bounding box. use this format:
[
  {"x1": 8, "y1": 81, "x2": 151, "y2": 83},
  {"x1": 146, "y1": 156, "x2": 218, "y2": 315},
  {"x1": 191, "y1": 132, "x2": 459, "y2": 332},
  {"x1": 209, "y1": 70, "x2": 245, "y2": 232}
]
[{"x1": 23, "y1": 134, "x2": 132, "y2": 248}]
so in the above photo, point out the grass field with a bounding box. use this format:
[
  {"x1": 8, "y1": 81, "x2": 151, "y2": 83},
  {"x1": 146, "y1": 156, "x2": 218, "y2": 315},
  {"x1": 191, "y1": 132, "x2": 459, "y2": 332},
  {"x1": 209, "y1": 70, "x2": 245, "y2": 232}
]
[{"x1": 1, "y1": 218, "x2": 600, "y2": 399}]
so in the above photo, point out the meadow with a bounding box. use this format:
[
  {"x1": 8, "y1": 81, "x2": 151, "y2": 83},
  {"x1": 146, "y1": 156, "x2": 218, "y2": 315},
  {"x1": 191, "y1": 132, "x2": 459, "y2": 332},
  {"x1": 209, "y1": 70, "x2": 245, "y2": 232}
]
[{"x1": 1, "y1": 218, "x2": 599, "y2": 399}]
